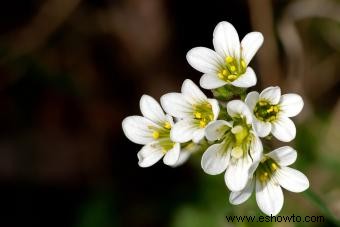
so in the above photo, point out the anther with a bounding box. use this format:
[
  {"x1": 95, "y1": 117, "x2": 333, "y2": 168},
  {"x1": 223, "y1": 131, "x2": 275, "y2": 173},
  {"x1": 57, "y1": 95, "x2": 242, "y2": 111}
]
[
  {"x1": 199, "y1": 120, "x2": 206, "y2": 128},
  {"x1": 271, "y1": 163, "x2": 278, "y2": 171},
  {"x1": 227, "y1": 74, "x2": 237, "y2": 80},
  {"x1": 226, "y1": 56, "x2": 234, "y2": 63},
  {"x1": 152, "y1": 131, "x2": 160, "y2": 139},
  {"x1": 194, "y1": 112, "x2": 202, "y2": 119},
  {"x1": 241, "y1": 60, "x2": 246, "y2": 69},
  {"x1": 164, "y1": 122, "x2": 171, "y2": 129},
  {"x1": 259, "y1": 101, "x2": 267, "y2": 106}
]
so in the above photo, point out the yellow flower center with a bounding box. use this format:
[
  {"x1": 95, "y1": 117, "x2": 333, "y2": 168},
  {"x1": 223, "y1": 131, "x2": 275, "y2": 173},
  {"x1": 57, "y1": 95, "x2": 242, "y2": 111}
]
[
  {"x1": 217, "y1": 56, "x2": 247, "y2": 82},
  {"x1": 148, "y1": 121, "x2": 173, "y2": 151},
  {"x1": 193, "y1": 102, "x2": 214, "y2": 128}
]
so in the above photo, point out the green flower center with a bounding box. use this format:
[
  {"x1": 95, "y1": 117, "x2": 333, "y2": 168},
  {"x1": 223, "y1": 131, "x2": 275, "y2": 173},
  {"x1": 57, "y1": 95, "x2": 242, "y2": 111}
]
[
  {"x1": 148, "y1": 122, "x2": 174, "y2": 153},
  {"x1": 228, "y1": 117, "x2": 252, "y2": 159},
  {"x1": 193, "y1": 102, "x2": 214, "y2": 128},
  {"x1": 254, "y1": 100, "x2": 280, "y2": 122},
  {"x1": 217, "y1": 56, "x2": 247, "y2": 82},
  {"x1": 256, "y1": 157, "x2": 279, "y2": 182}
]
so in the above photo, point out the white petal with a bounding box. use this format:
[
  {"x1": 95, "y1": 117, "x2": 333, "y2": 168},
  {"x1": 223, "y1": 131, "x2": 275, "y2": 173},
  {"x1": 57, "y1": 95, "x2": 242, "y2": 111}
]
[
  {"x1": 230, "y1": 67, "x2": 257, "y2": 88},
  {"x1": 249, "y1": 134, "x2": 263, "y2": 165},
  {"x1": 253, "y1": 118, "x2": 271, "y2": 137},
  {"x1": 170, "y1": 119, "x2": 198, "y2": 143},
  {"x1": 245, "y1": 91, "x2": 259, "y2": 111},
  {"x1": 271, "y1": 116, "x2": 296, "y2": 142},
  {"x1": 163, "y1": 143, "x2": 180, "y2": 166},
  {"x1": 259, "y1": 86, "x2": 281, "y2": 105},
  {"x1": 229, "y1": 178, "x2": 255, "y2": 205},
  {"x1": 213, "y1": 21, "x2": 240, "y2": 59},
  {"x1": 227, "y1": 100, "x2": 252, "y2": 124},
  {"x1": 192, "y1": 128, "x2": 205, "y2": 143},
  {"x1": 181, "y1": 79, "x2": 207, "y2": 103},
  {"x1": 241, "y1": 32, "x2": 264, "y2": 65},
  {"x1": 266, "y1": 146, "x2": 297, "y2": 166},
  {"x1": 137, "y1": 142, "x2": 164, "y2": 167},
  {"x1": 208, "y1": 98, "x2": 220, "y2": 120},
  {"x1": 200, "y1": 74, "x2": 227, "y2": 89},
  {"x1": 140, "y1": 95, "x2": 166, "y2": 123},
  {"x1": 205, "y1": 120, "x2": 232, "y2": 141},
  {"x1": 256, "y1": 178, "x2": 284, "y2": 216},
  {"x1": 173, "y1": 142, "x2": 202, "y2": 167},
  {"x1": 225, "y1": 155, "x2": 252, "y2": 191},
  {"x1": 122, "y1": 116, "x2": 158, "y2": 145},
  {"x1": 201, "y1": 142, "x2": 230, "y2": 175},
  {"x1": 160, "y1": 93, "x2": 192, "y2": 118},
  {"x1": 186, "y1": 47, "x2": 224, "y2": 74},
  {"x1": 279, "y1": 94, "x2": 304, "y2": 117},
  {"x1": 173, "y1": 151, "x2": 191, "y2": 167},
  {"x1": 275, "y1": 167, "x2": 309, "y2": 192},
  {"x1": 166, "y1": 114, "x2": 175, "y2": 126}
]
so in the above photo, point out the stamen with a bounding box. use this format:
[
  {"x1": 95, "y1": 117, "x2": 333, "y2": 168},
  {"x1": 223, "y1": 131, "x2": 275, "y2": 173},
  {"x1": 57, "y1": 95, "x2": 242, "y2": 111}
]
[
  {"x1": 271, "y1": 163, "x2": 278, "y2": 171},
  {"x1": 259, "y1": 172, "x2": 269, "y2": 182},
  {"x1": 254, "y1": 100, "x2": 280, "y2": 122},
  {"x1": 164, "y1": 122, "x2": 171, "y2": 129},
  {"x1": 267, "y1": 106, "x2": 274, "y2": 113},
  {"x1": 152, "y1": 131, "x2": 160, "y2": 139},
  {"x1": 227, "y1": 74, "x2": 237, "y2": 81},
  {"x1": 259, "y1": 101, "x2": 267, "y2": 106},
  {"x1": 199, "y1": 120, "x2": 206, "y2": 128},
  {"x1": 226, "y1": 56, "x2": 234, "y2": 63},
  {"x1": 222, "y1": 69, "x2": 228, "y2": 76},
  {"x1": 241, "y1": 60, "x2": 246, "y2": 69},
  {"x1": 194, "y1": 112, "x2": 202, "y2": 119},
  {"x1": 230, "y1": 65, "x2": 236, "y2": 72}
]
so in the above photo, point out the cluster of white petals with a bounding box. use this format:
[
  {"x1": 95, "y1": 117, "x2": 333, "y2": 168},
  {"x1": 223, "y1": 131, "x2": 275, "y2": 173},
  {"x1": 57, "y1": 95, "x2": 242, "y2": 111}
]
[{"x1": 122, "y1": 21, "x2": 309, "y2": 216}]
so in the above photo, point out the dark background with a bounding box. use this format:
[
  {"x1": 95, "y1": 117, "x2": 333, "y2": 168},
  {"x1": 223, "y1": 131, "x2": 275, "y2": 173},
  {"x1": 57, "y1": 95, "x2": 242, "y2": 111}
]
[{"x1": 0, "y1": 0, "x2": 339, "y2": 226}]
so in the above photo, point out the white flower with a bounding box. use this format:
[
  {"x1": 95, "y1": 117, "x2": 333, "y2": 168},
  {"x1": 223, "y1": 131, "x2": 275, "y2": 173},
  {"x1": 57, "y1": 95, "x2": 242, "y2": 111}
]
[
  {"x1": 122, "y1": 95, "x2": 180, "y2": 167},
  {"x1": 160, "y1": 79, "x2": 220, "y2": 143},
  {"x1": 172, "y1": 141, "x2": 206, "y2": 167},
  {"x1": 186, "y1": 21, "x2": 263, "y2": 90},
  {"x1": 245, "y1": 86, "x2": 304, "y2": 142},
  {"x1": 202, "y1": 100, "x2": 263, "y2": 191},
  {"x1": 229, "y1": 146, "x2": 309, "y2": 216}
]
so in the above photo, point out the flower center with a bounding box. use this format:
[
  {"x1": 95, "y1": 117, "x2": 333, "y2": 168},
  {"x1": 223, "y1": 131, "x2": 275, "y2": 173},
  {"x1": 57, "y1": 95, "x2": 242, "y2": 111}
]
[
  {"x1": 256, "y1": 157, "x2": 279, "y2": 182},
  {"x1": 230, "y1": 122, "x2": 251, "y2": 159},
  {"x1": 193, "y1": 102, "x2": 214, "y2": 128},
  {"x1": 254, "y1": 100, "x2": 280, "y2": 122},
  {"x1": 148, "y1": 121, "x2": 172, "y2": 140},
  {"x1": 148, "y1": 122, "x2": 174, "y2": 153},
  {"x1": 217, "y1": 56, "x2": 247, "y2": 82},
  {"x1": 158, "y1": 138, "x2": 175, "y2": 154}
]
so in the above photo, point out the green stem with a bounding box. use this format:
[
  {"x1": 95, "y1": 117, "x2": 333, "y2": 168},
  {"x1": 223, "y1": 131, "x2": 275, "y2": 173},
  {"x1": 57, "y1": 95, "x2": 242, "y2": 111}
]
[{"x1": 303, "y1": 189, "x2": 340, "y2": 226}]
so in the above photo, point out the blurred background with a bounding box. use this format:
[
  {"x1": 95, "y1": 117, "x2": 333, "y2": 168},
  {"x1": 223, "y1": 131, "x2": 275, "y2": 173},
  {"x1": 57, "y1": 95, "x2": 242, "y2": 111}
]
[{"x1": 0, "y1": 0, "x2": 339, "y2": 226}]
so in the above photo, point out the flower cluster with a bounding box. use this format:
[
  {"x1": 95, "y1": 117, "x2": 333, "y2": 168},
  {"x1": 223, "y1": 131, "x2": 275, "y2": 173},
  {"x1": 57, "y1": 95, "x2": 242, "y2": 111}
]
[{"x1": 122, "y1": 21, "x2": 309, "y2": 216}]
